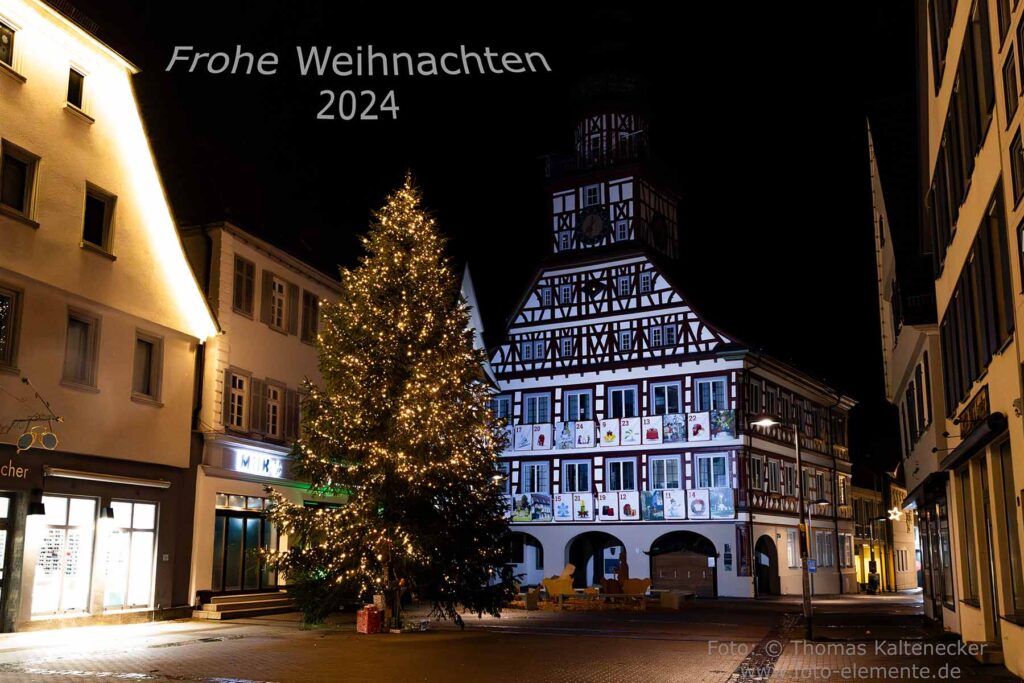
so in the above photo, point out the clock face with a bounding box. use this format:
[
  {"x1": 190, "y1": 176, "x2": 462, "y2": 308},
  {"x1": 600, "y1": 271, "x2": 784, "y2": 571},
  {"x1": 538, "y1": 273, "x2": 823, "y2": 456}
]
[{"x1": 576, "y1": 208, "x2": 609, "y2": 244}]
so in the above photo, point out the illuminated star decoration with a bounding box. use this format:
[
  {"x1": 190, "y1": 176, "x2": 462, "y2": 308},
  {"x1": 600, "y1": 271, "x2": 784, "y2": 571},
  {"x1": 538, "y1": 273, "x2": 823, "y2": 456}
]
[{"x1": 888, "y1": 506, "x2": 902, "y2": 521}]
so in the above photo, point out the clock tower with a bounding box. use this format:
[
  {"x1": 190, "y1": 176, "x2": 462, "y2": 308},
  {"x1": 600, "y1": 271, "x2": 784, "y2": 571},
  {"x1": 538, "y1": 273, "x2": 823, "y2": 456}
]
[{"x1": 547, "y1": 77, "x2": 679, "y2": 259}]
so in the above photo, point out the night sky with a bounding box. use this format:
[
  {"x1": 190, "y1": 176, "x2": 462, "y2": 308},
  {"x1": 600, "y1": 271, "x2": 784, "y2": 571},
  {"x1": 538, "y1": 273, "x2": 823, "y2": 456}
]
[{"x1": 73, "y1": 1, "x2": 919, "y2": 481}]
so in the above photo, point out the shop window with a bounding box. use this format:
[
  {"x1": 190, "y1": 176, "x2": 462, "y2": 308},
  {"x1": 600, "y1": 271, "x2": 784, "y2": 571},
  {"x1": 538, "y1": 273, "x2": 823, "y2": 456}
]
[
  {"x1": 104, "y1": 501, "x2": 157, "y2": 609},
  {"x1": 958, "y1": 466, "x2": 979, "y2": 602},
  {"x1": 997, "y1": 439, "x2": 1024, "y2": 615},
  {"x1": 32, "y1": 495, "x2": 96, "y2": 615},
  {"x1": 787, "y1": 529, "x2": 799, "y2": 567}
]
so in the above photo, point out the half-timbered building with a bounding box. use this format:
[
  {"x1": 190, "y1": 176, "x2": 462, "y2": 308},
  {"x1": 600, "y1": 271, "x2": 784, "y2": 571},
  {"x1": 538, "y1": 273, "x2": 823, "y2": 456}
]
[{"x1": 492, "y1": 93, "x2": 856, "y2": 598}]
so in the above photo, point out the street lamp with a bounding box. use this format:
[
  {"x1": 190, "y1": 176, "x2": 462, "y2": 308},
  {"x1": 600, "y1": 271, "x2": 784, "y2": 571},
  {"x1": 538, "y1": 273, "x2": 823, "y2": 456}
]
[{"x1": 750, "y1": 413, "x2": 816, "y2": 639}]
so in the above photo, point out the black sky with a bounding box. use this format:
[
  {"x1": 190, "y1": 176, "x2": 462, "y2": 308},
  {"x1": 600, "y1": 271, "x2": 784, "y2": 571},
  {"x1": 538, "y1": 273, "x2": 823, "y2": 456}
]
[{"x1": 73, "y1": 1, "x2": 919, "y2": 479}]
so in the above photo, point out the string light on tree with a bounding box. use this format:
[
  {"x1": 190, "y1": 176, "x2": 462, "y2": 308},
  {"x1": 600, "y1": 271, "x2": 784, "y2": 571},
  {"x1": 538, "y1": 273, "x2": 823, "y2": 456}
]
[{"x1": 263, "y1": 176, "x2": 512, "y2": 627}]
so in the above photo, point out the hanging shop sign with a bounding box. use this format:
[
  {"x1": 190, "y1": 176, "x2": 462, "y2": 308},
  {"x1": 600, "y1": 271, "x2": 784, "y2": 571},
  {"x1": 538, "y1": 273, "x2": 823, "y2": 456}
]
[{"x1": 234, "y1": 450, "x2": 285, "y2": 479}]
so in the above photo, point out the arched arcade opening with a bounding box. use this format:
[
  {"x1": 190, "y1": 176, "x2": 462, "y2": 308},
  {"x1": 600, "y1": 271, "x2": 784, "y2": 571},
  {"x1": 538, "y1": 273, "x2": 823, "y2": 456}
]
[{"x1": 649, "y1": 530, "x2": 717, "y2": 597}]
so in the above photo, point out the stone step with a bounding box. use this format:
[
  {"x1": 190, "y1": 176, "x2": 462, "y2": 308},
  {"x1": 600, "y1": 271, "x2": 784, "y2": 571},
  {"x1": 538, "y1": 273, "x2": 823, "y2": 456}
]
[
  {"x1": 207, "y1": 591, "x2": 289, "y2": 604},
  {"x1": 193, "y1": 604, "x2": 297, "y2": 620},
  {"x1": 201, "y1": 598, "x2": 293, "y2": 612}
]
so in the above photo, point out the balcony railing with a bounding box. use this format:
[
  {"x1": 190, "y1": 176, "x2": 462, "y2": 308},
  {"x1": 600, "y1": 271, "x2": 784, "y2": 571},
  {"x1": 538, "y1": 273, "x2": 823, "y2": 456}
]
[
  {"x1": 502, "y1": 410, "x2": 737, "y2": 453},
  {"x1": 503, "y1": 486, "x2": 736, "y2": 523}
]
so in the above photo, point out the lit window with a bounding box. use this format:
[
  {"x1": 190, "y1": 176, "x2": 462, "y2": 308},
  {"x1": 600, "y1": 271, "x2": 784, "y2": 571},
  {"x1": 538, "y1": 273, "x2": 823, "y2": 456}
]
[
  {"x1": 32, "y1": 495, "x2": 96, "y2": 615},
  {"x1": 0, "y1": 21, "x2": 14, "y2": 67},
  {"x1": 104, "y1": 501, "x2": 157, "y2": 609},
  {"x1": 0, "y1": 284, "x2": 20, "y2": 369}
]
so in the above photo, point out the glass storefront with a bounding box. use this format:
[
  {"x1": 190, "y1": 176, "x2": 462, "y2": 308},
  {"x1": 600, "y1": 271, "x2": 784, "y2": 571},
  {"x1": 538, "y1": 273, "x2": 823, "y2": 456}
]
[
  {"x1": 103, "y1": 501, "x2": 157, "y2": 610},
  {"x1": 211, "y1": 494, "x2": 279, "y2": 593},
  {"x1": 32, "y1": 495, "x2": 96, "y2": 615},
  {"x1": 0, "y1": 495, "x2": 11, "y2": 614}
]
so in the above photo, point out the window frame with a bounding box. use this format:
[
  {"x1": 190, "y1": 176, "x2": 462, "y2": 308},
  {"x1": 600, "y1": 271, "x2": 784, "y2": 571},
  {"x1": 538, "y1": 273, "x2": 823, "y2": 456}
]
[
  {"x1": 131, "y1": 330, "x2": 163, "y2": 404},
  {"x1": 617, "y1": 329, "x2": 633, "y2": 352},
  {"x1": 491, "y1": 394, "x2": 512, "y2": 421},
  {"x1": 694, "y1": 376, "x2": 728, "y2": 411},
  {"x1": 606, "y1": 457, "x2": 637, "y2": 492},
  {"x1": 300, "y1": 290, "x2": 319, "y2": 344},
  {"x1": 227, "y1": 370, "x2": 250, "y2": 432},
  {"x1": 649, "y1": 454, "x2": 681, "y2": 490},
  {"x1": 615, "y1": 220, "x2": 629, "y2": 241},
  {"x1": 695, "y1": 453, "x2": 728, "y2": 488},
  {"x1": 0, "y1": 282, "x2": 22, "y2": 371},
  {"x1": 0, "y1": 18, "x2": 16, "y2": 69},
  {"x1": 562, "y1": 388, "x2": 593, "y2": 421},
  {"x1": 269, "y1": 276, "x2": 287, "y2": 332},
  {"x1": 616, "y1": 275, "x2": 631, "y2": 297},
  {"x1": 607, "y1": 384, "x2": 638, "y2": 419},
  {"x1": 522, "y1": 392, "x2": 551, "y2": 424},
  {"x1": 521, "y1": 461, "x2": 550, "y2": 494},
  {"x1": 62, "y1": 308, "x2": 100, "y2": 389},
  {"x1": 561, "y1": 459, "x2": 592, "y2": 493},
  {"x1": 0, "y1": 139, "x2": 38, "y2": 221},
  {"x1": 81, "y1": 183, "x2": 116, "y2": 254},
  {"x1": 582, "y1": 184, "x2": 601, "y2": 208},
  {"x1": 559, "y1": 334, "x2": 573, "y2": 358},
  {"x1": 649, "y1": 381, "x2": 682, "y2": 416},
  {"x1": 639, "y1": 271, "x2": 653, "y2": 293},
  {"x1": 232, "y1": 256, "x2": 256, "y2": 317},
  {"x1": 264, "y1": 381, "x2": 285, "y2": 440}
]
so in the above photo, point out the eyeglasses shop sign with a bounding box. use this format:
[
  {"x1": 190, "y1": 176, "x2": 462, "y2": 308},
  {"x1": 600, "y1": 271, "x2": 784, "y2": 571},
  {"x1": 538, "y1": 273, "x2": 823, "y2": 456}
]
[{"x1": 234, "y1": 450, "x2": 286, "y2": 479}]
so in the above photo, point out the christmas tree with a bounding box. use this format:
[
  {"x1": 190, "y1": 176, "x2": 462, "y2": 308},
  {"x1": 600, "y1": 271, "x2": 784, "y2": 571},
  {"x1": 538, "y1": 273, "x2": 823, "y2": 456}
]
[{"x1": 264, "y1": 177, "x2": 513, "y2": 627}]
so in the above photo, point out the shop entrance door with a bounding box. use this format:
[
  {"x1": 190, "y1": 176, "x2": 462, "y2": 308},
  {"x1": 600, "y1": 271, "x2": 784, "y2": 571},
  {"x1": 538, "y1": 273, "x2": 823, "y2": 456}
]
[{"x1": 211, "y1": 510, "x2": 278, "y2": 593}]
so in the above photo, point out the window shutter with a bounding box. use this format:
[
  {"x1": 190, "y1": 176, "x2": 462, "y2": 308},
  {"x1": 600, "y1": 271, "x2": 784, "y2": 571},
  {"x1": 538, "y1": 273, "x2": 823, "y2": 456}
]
[
  {"x1": 222, "y1": 368, "x2": 233, "y2": 429},
  {"x1": 285, "y1": 389, "x2": 300, "y2": 440},
  {"x1": 260, "y1": 270, "x2": 274, "y2": 324},
  {"x1": 287, "y1": 282, "x2": 300, "y2": 335},
  {"x1": 250, "y1": 378, "x2": 266, "y2": 435}
]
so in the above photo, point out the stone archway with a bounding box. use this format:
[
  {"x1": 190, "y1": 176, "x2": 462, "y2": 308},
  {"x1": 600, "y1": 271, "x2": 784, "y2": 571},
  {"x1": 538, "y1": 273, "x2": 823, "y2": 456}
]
[
  {"x1": 565, "y1": 531, "x2": 626, "y2": 588},
  {"x1": 754, "y1": 534, "x2": 780, "y2": 596},
  {"x1": 649, "y1": 530, "x2": 717, "y2": 597}
]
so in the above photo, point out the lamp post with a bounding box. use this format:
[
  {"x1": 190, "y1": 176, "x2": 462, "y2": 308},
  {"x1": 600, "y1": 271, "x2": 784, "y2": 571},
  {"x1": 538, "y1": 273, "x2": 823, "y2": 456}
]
[
  {"x1": 751, "y1": 414, "x2": 820, "y2": 640},
  {"x1": 807, "y1": 497, "x2": 831, "y2": 625}
]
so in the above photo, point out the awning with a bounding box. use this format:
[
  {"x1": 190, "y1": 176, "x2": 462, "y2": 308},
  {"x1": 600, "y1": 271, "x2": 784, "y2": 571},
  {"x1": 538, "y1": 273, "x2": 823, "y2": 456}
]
[{"x1": 939, "y1": 413, "x2": 1009, "y2": 472}]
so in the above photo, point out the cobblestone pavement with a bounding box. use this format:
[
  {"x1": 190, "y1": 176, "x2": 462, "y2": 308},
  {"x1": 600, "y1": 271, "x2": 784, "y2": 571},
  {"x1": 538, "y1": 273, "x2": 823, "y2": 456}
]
[{"x1": 0, "y1": 595, "x2": 1016, "y2": 682}]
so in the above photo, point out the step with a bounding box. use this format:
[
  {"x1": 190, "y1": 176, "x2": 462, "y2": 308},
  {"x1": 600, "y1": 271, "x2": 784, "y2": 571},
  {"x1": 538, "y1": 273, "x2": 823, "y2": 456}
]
[
  {"x1": 202, "y1": 598, "x2": 293, "y2": 612},
  {"x1": 208, "y1": 592, "x2": 289, "y2": 605},
  {"x1": 193, "y1": 604, "x2": 297, "y2": 620}
]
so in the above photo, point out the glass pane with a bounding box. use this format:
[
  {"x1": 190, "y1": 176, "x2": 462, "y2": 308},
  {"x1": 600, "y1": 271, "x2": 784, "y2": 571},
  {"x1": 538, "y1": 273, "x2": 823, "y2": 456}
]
[
  {"x1": 32, "y1": 528, "x2": 64, "y2": 614},
  {"x1": 62, "y1": 526, "x2": 94, "y2": 611},
  {"x1": 111, "y1": 501, "x2": 132, "y2": 529},
  {"x1": 42, "y1": 496, "x2": 68, "y2": 526},
  {"x1": 215, "y1": 493, "x2": 228, "y2": 508},
  {"x1": 224, "y1": 517, "x2": 244, "y2": 591},
  {"x1": 127, "y1": 531, "x2": 154, "y2": 607},
  {"x1": 261, "y1": 522, "x2": 278, "y2": 588},
  {"x1": 64, "y1": 317, "x2": 90, "y2": 383},
  {"x1": 68, "y1": 498, "x2": 96, "y2": 527},
  {"x1": 243, "y1": 518, "x2": 261, "y2": 590},
  {"x1": 133, "y1": 339, "x2": 153, "y2": 395},
  {"x1": 211, "y1": 517, "x2": 225, "y2": 592},
  {"x1": 104, "y1": 529, "x2": 130, "y2": 608},
  {"x1": 246, "y1": 497, "x2": 263, "y2": 511},
  {"x1": 0, "y1": 528, "x2": 6, "y2": 577},
  {"x1": 132, "y1": 503, "x2": 156, "y2": 530},
  {"x1": 0, "y1": 496, "x2": 7, "y2": 518},
  {"x1": 227, "y1": 495, "x2": 245, "y2": 509}
]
